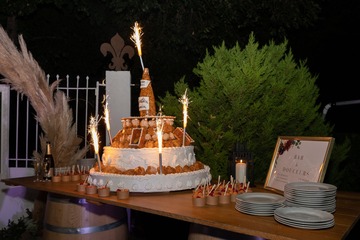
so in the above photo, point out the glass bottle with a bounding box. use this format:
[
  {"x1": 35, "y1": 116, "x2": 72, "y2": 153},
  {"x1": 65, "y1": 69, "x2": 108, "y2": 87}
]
[
  {"x1": 43, "y1": 141, "x2": 55, "y2": 181},
  {"x1": 138, "y1": 68, "x2": 156, "y2": 116}
]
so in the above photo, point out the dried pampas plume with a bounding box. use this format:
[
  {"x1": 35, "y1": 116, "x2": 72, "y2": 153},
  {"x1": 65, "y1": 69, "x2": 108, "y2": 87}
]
[{"x1": 0, "y1": 26, "x2": 87, "y2": 167}]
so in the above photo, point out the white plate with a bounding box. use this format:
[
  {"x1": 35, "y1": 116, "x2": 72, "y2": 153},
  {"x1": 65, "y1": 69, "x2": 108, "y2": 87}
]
[
  {"x1": 274, "y1": 207, "x2": 334, "y2": 223},
  {"x1": 274, "y1": 215, "x2": 335, "y2": 229},
  {"x1": 284, "y1": 201, "x2": 336, "y2": 213},
  {"x1": 236, "y1": 203, "x2": 283, "y2": 210},
  {"x1": 285, "y1": 182, "x2": 337, "y2": 192},
  {"x1": 235, "y1": 205, "x2": 275, "y2": 216},
  {"x1": 284, "y1": 193, "x2": 336, "y2": 203},
  {"x1": 236, "y1": 193, "x2": 285, "y2": 205}
]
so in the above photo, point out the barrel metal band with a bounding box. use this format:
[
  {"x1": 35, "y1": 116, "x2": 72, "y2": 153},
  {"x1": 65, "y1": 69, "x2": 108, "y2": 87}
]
[{"x1": 44, "y1": 217, "x2": 127, "y2": 234}]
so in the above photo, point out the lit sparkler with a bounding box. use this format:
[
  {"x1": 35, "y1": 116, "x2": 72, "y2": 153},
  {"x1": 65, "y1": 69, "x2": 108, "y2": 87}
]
[
  {"x1": 156, "y1": 112, "x2": 164, "y2": 174},
  {"x1": 89, "y1": 116, "x2": 101, "y2": 172},
  {"x1": 130, "y1": 21, "x2": 144, "y2": 70},
  {"x1": 103, "y1": 95, "x2": 112, "y2": 145},
  {"x1": 179, "y1": 89, "x2": 189, "y2": 146}
]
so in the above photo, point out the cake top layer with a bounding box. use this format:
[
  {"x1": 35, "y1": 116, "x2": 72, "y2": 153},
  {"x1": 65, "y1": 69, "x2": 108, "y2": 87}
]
[{"x1": 112, "y1": 115, "x2": 193, "y2": 149}]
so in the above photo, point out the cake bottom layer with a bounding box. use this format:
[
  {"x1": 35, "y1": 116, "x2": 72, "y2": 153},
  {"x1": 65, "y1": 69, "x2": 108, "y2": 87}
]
[{"x1": 89, "y1": 165, "x2": 212, "y2": 193}]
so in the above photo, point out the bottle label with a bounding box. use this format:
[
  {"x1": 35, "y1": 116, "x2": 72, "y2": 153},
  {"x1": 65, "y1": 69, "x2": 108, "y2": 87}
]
[
  {"x1": 140, "y1": 80, "x2": 150, "y2": 88},
  {"x1": 43, "y1": 162, "x2": 52, "y2": 179},
  {"x1": 139, "y1": 96, "x2": 149, "y2": 111}
]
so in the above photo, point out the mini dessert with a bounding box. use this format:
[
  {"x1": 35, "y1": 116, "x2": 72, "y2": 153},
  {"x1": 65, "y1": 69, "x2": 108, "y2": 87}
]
[
  {"x1": 52, "y1": 174, "x2": 61, "y2": 183},
  {"x1": 98, "y1": 186, "x2": 110, "y2": 197},
  {"x1": 76, "y1": 181, "x2": 88, "y2": 192},
  {"x1": 85, "y1": 184, "x2": 97, "y2": 195},
  {"x1": 116, "y1": 188, "x2": 130, "y2": 200},
  {"x1": 192, "y1": 186, "x2": 206, "y2": 207},
  {"x1": 71, "y1": 173, "x2": 80, "y2": 181},
  {"x1": 61, "y1": 173, "x2": 70, "y2": 182}
]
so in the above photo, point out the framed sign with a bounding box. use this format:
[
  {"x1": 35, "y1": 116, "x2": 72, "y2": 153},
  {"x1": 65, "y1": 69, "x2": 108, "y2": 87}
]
[{"x1": 264, "y1": 136, "x2": 335, "y2": 194}]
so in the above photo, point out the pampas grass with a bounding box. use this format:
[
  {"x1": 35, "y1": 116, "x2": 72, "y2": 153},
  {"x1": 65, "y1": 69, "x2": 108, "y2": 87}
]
[{"x1": 0, "y1": 26, "x2": 87, "y2": 167}]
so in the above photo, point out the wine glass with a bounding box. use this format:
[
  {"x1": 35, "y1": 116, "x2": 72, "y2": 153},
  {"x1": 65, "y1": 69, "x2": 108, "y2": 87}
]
[{"x1": 33, "y1": 159, "x2": 43, "y2": 182}]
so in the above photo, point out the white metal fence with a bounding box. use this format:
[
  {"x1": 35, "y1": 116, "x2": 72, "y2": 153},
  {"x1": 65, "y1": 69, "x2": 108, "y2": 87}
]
[{"x1": 8, "y1": 74, "x2": 105, "y2": 170}]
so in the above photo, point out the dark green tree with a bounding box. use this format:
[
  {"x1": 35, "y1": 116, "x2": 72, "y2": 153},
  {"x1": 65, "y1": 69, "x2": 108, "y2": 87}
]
[{"x1": 160, "y1": 33, "x2": 348, "y2": 184}]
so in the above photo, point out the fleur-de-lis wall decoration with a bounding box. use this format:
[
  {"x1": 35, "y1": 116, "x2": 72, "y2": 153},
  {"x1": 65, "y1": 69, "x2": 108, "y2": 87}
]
[{"x1": 100, "y1": 33, "x2": 135, "y2": 71}]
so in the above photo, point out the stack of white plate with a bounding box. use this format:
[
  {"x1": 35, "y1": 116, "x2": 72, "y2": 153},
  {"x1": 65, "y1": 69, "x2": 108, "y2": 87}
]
[
  {"x1": 235, "y1": 192, "x2": 285, "y2": 216},
  {"x1": 284, "y1": 182, "x2": 337, "y2": 213},
  {"x1": 274, "y1": 207, "x2": 335, "y2": 229}
]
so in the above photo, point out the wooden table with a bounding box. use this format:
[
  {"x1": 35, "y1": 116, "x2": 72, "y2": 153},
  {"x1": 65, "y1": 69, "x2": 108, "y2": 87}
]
[{"x1": 2, "y1": 177, "x2": 360, "y2": 240}]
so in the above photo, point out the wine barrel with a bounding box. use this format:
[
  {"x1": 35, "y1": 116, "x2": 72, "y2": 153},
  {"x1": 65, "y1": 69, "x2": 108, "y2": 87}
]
[{"x1": 43, "y1": 193, "x2": 128, "y2": 240}]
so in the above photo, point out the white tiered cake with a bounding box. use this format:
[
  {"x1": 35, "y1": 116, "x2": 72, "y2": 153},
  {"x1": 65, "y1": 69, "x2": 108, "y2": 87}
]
[{"x1": 89, "y1": 68, "x2": 212, "y2": 192}]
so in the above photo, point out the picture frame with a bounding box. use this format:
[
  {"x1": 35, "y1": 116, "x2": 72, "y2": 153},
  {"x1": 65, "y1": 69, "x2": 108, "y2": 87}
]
[{"x1": 264, "y1": 136, "x2": 335, "y2": 194}]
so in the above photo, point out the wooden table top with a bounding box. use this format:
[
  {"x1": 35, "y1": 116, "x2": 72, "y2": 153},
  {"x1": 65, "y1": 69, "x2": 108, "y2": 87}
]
[{"x1": 2, "y1": 177, "x2": 360, "y2": 240}]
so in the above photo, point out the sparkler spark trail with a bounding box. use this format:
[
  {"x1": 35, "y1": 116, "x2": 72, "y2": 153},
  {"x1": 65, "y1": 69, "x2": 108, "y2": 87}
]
[
  {"x1": 130, "y1": 21, "x2": 144, "y2": 70},
  {"x1": 103, "y1": 95, "x2": 112, "y2": 144},
  {"x1": 179, "y1": 89, "x2": 189, "y2": 146},
  {"x1": 89, "y1": 116, "x2": 101, "y2": 172},
  {"x1": 156, "y1": 112, "x2": 164, "y2": 174}
]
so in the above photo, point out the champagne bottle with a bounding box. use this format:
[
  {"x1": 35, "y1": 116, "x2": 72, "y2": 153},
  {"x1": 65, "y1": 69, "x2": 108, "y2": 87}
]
[
  {"x1": 138, "y1": 68, "x2": 156, "y2": 116},
  {"x1": 43, "y1": 141, "x2": 55, "y2": 181}
]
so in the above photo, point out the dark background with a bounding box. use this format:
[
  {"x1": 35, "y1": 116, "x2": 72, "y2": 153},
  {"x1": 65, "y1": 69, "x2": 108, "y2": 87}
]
[{"x1": 5, "y1": 1, "x2": 358, "y2": 134}]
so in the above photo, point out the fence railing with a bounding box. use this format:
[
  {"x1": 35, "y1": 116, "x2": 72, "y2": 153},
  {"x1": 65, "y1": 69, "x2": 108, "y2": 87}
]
[{"x1": 8, "y1": 74, "x2": 105, "y2": 170}]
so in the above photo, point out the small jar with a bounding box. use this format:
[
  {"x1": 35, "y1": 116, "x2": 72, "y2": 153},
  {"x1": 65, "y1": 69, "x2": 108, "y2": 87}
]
[
  {"x1": 98, "y1": 187, "x2": 110, "y2": 197},
  {"x1": 206, "y1": 195, "x2": 219, "y2": 206},
  {"x1": 52, "y1": 175, "x2": 61, "y2": 183},
  {"x1": 71, "y1": 174, "x2": 80, "y2": 182},
  {"x1": 116, "y1": 189, "x2": 130, "y2": 200},
  {"x1": 219, "y1": 194, "x2": 231, "y2": 204},
  {"x1": 192, "y1": 197, "x2": 206, "y2": 207},
  {"x1": 61, "y1": 175, "x2": 70, "y2": 182},
  {"x1": 76, "y1": 182, "x2": 88, "y2": 192},
  {"x1": 85, "y1": 185, "x2": 97, "y2": 195}
]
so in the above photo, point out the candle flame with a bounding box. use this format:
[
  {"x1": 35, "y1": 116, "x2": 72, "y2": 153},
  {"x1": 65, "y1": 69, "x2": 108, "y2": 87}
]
[{"x1": 131, "y1": 21, "x2": 143, "y2": 57}]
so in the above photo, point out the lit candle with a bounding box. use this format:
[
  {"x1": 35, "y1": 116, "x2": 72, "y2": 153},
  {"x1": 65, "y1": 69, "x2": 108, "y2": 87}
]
[
  {"x1": 89, "y1": 116, "x2": 101, "y2": 172},
  {"x1": 236, "y1": 159, "x2": 247, "y2": 184}
]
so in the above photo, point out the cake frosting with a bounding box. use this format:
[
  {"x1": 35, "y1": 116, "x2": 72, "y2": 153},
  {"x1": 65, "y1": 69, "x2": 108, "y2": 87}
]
[
  {"x1": 89, "y1": 68, "x2": 212, "y2": 192},
  {"x1": 102, "y1": 145, "x2": 196, "y2": 169},
  {"x1": 89, "y1": 165, "x2": 211, "y2": 192}
]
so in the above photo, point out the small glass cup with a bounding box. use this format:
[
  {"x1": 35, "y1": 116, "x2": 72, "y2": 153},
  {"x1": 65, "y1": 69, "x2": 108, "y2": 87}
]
[{"x1": 32, "y1": 159, "x2": 43, "y2": 182}]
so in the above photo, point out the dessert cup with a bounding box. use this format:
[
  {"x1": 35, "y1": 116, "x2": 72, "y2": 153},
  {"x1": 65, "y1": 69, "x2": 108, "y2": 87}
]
[
  {"x1": 117, "y1": 189, "x2": 130, "y2": 200},
  {"x1": 76, "y1": 183, "x2": 88, "y2": 192},
  {"x1": 98, "y1": 187, "x2": 110, "y2": 197},
  {"x1": 219, "y1": 194, "x2": 231, "y2": 204},
  {"x1": 85, "y1": 185, "x2": 97, "y2": 195},
  {"x1": 61, "y1": 175, "x2": 70, "y2": 182},
  {"x1": 71, "y1": 174, "x2": 80, "y2": 181},
  {"x1": 192, "y1": 197, "x2": 206, "y2": 207},
  {"x1": 52, "y1": 175, "x2": 61, "y2": 183},
  {"x1": 206, "y1": 195, "x2": 219, "y2": 206}
]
